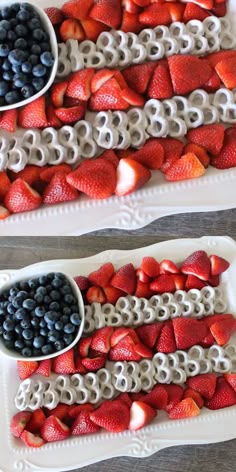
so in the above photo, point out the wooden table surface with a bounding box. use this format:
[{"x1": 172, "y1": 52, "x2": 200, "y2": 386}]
[{"x1": 1, "y1": 208, "x2": 236, "y2": 472}]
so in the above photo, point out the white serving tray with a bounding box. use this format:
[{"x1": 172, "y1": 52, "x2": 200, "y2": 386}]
[
  {"x1": 0, "y1": 0, "x2": 235, "y2": 236},
  {"x1": 1, "y1": 235, "x2": 236, "y2": 472}
]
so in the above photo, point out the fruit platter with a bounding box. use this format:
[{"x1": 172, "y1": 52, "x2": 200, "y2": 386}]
[
  {"x1": 0, "y1": 0, "x2": 236, "y2": 235},
  {"x1": 1, "y1": 235, "x2": 236, "y2": 471}
]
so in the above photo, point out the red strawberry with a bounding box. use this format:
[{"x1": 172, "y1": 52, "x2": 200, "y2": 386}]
[
  {"x1": 74, "y1": 275, "x2": 90, "y2": 291},
  {"x1": 164, "y1": 384, "x2": 184, "y2": 412},
  {"x1": 205, "y1": 377, "x2": 236, "y2": 410},
  {"x1": 18, "y1": 96, "x2": 47, "y2": 129},
  {"x1": 120, "y1": 87, "x2": 144, "y2": 107},
  {"x1": 180, "y1": 250, "x2": 211, "y2": 281},
  {"x1": 109, "y1": 335, "x2": 141, "y2": 361},
  {"x1": 140, "y1": 385, "x2": 168, "y2": 410},
  {"x1": 40, "y1": 164, "x2": 71, "y2": 183},
  {"x1": 90, "y1": 69, "x2": 115, "y2": 94},
  {"x1": 71, "y1": 410, "x2": 100, "y2": 435},
  {"x1": 90, "y1": 399, "x2": 130, "y2": 432},
  {"x1": 67, "y1": 159, "x2": 116, "y2": 199},
  {"x1": 212, "y1": 133, "x2": 236, "y2": 169},
  {"x1": 207, "y1": 274, "x2": 220, "y2": 287},
  {"x1": 139, "y1": 4, "x2": 171, "y2": 27},
  {"x1": 115, "y1": 158, "x2": 151, "y2": 196},
  {"x1": 173, "y1": 274, "x2": 187, "y2": 290},
  {"x1": 10, "y1": 411, "x2": 32, "y2": 438},
  {"x1": 210, "y1": 318, "x2": 236, "y2": 345},
  {"x1": 86, "y1": 286, "x2": 107, "y2": 304},
  {"x1": 90, "y1": 326, "x2": 114, "y2": 354},
  {"x1": 185, "y1": 275, "x2": 207, "y2": 291},
  {"x1": 122, "y1": 62, "x2": 157, "y2": 94},
  {"x1": 132, "y1": 0, "x2": 149, "y2": 6},
  {"x1": 103, "y1": 286, "x2": 125, "y2": 304},
  {"x1": 136, "y1": 323, "x2": 163, "y2": 349},
  {"x1": 41, "y1": 416, "x2": 70, "y2": 442},
  {"x1": 168, "y1": 398, "x2": 200, "y2": 419},
  {"x1": 120, "y1": 11, "x2": 142, "y2": 34},
  {"x1": 207, "y1": 51, "x2": 236, "y2": 69},
  {"x1": 148, "y1": 64, "x2": 173, "y2": 100},
  {"x1": 17, "y1": 360, "x2": 38, "y2": 380},
  {"x1": 129, "y1": 401, "x2": 156, "y2": 431},
  {"x1": 89, "y1": 77, "x2": 129, "y2": 111},
  {"x1": 193, "y1": 0, "x2": 213, "y2": 7},
  {"x1": 88, "y1": 263, "x2": 114, "y2": 288},
  {"x1": 136, "y1": 268, "x2": 150, "y2": 283},
  {"x1": 78, "y1": 336, "x2": 92, "y2": 357},
  {"x1": 203, "y1": 69, "x2": 222, "y2": 93},
  {"x1": 110, "y1": 327, "x2": 130, "y2": 347},
  {"x1": 59, "y1": 18, "x2": 85, "y2": 41},
  {"x1": 130, "y1": 139, "x2": 164, "y2": 170},
  {"x1": 215, "y1": 57, "x2": 236, "y2": 90},
  {"x1": 81, "y1": 355, "x2": 107, "y2": 371},
  {"x1": 183, "y1": 143, "x2": 210, "y2": 168},
  {"x1": 0, "y1": 172, "x2": 11, "y2": 202},
  {"x1": 224, "y1": 374, "x2": 236, "y2": 393},
  {"x1": 66, "y1": 69, "x2": 94, "y2": 101},
  {"x1": 156, "y1": 320, "x2": 176, "y2": 353},
  {"x1": 149, "y1": 274, "x2": 176, "y2": 293},
  {"x1": 43, "y1": 173, "x2": 79, "y2": 205},
  {"x1": 134, "y1": 280, "x2": 153, "y2": 298},
  {"x1": 55, "y1": 104, "x2": 86, "y2": 124},
  {"x1": 186, "y1": 124, "x2": 225, "y2": 156},
  {"x1": 44, "y1": 7, "x2": 64, "y2": 25},
  {"x1": 129, "y1": 392, "x2": 145, "y2": 402},
  {"x1": 159, "y1": 138, "x2": 184, "y2": 173},
  {"x1": 0, "y1": 109, "x2": 17, "y2": 132},
  {"x1": 168, "y1": 2, "x2": 185, "y2": 21},
  {"x1": 27, "y1": 409, "x2": 46, "y2": 434},
  {"x1": 75, "y1": 356, "x2": 88, "y2": 374},
  {"x1": 51, "y1": 82, "x2": 68, "y2": 108},
  {"x1": 211, "y1": 2, "x2": 227, "y2": 16},
  {"x1": 209, "y1": 255, "x2": 230, "y2": 276},
  {"x1": 122, "y1": 0, "x2": 141, "y2": 13},
  {"x1": 68, "y1": 403, "x2": 94, "y2": 418},
  {"x1": 0, "y1": 205, "x2": 10, "y2": 220},
  {"x1": 160, "y1": 259, "x2": 179, "y2": 275},
  {"x1": 186, "y1": 373, "x2": 217, "y2": 400},
  {"x1": 115, "y1": 392, "x2": 132, "y2": 408},
  {"x1": 172, "y1": 318, "x2": 208, "y2": 349},
  {"x1": 183, "y1": 388, "x2": 204, "y2": 409},
  {"x1": 204, "y1": 314, "x2": 234, "y2": 328},
  {"x1": 168, "y1": 55, "x2": 212, "y2": 95},
  {"x1": 99, "y1": 150, "x2": 119, "y2": 169},
  {"x1": 110, "y1": 263, "x2": 136, "y2": 295},
  {"x1": 89, "y1": 0, "x2": 122, "y2": 29},
  {"x1": 46, "y1": 404, "x2": 70, "y2": 421},
  {"x1": 21, "y1": 430, "x2": 45, "y2": 448},
  {"x1": 200, "y1": 331, "x2": 215, "y2": 348},
  {"x1": 62, "y1": 0, "x2": 93, "y2": 20},
  {"x1": 47, "y1": 106, "x2": 62, "y2": 129},
  {"x1": 36, "y1": 359, "x2": 51, "y2": 377},
  {"x1": 80, "y1": 18, "x2": 109, "y2": 41},
  {"x1": 134, "y1": 342, "x2": 153, "y2": 358},
  {"x1": 165, "y1": 153, "x2": 205, "y2": 182},
  {"x1": 52, "y1": 348, "x2": 76, "y2": 374},
  {"x1": 183, "y1": 3, "x2": 209, "y2": 22},
  {"x1": 141, "y1": 256, "x2": 160, "y2": 278},
  {"x1": 9, "y1": 166, "x2": 41, "y2": 189}
]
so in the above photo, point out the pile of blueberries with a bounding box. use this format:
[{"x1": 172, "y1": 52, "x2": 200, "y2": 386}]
[
  {"x1": 0, "y1": 272, "x2": 82, "y2": 357},
  {"x1": 0, "y1": 2, "x2": 55, "y2": 106}
]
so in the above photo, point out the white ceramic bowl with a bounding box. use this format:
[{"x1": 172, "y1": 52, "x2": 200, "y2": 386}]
[
  {"x1": 0, "y1": 0, "x2": 58, "y2": 112},
  {"x1": 0, "y1": 267, "x2": 85, "y2": 361}
]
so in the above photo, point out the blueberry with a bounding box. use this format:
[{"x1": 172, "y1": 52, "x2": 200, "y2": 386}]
[
  {"x1": 43, "y1": 295, "x2": 52, "y2": 305},
  {"x1": 62, "y1": 307, "x2": 71, "y2": 316},
  {"x1": 10, "y1": 287, "x2": 19, "y2": 297},
  {"x1": 33, "y1": 336, "x2": 45, "y2": 349},
  {"x1": 15, "y1": 24, "x2": 28, "y2": 37},
  {"x1": 51, "y1": 278, "x2": 63, "y2": 289},
  {"x1": 32, "y1": 77, "x2": 44, "y2": 91},
  {"x1": 0, "y1": 28, "x2": 7, "y2": 40},
  {"x1": 61, "y1": 315, "x2": 69, "y2": 324},
  {"x1": 2, "y1": 58, "x2": 11, "y2": 70},
  {"x1": 55, "y1": 321, "x2": 63, "y2": 331},
  {"x1": 13, "y1": 72, "x2": 28, "y2": 88},
  {"x1": 21, "y1": 319, "x2": 31, "y2": 329},
  {"x1": 21, "y1": 61, "x2": 32, "y2": 74},
  {"x1": 15, "y1": 308, "x2": 27, "y2": 320},
  {"x1": 20, "y1": 3, "x2": 35, "y2": 12},
  {"x1": 27, "y1": 18, "x2": 41, "y2": 30},
  {"x1": 44, "y1": 311, "x2": 59, "y2": 324},
  {"x1": 40, "y1": 51, "x2": 54, "y2": 68},
  {"x1": 28, "y1": 278, "x2": 39, "y2": 289},
  {"x1": 63, "y1": 334, "x2": 74, "y2": 346},
  {"x1": 0, "y1": 20, "x2": 11, "y2": 31},
  {"x1": 38, "y1": 276, "x2": 48, "y2": 286},
  {"x1": 9, "y1": 49, "x2": 27, "y2": 66},
  {"x1": 5, "y1": 90, "x2": 21, "y2": 104},
  {"x1": 1, "y1": 7, "x2": 11, "y2": 19},
  {"x1": 10, "y1": 18, "x2": 17, "y2": 28},
  {"x1": 34, "y1": 294, "x2": 44, "y2": 305},
  {"x1": 22, "y1": 347, "x2": 32, "y2": 357},
  {"x1": 19, "y1": 282, "x2": 29, "y2": 291},
  {"x1": 3, "y1": 319, "x2": 15, "y2": 331},
  {"x1": 54, "y1": 340, "x2": 65, "y2": 351},
  {"x1": 0, "y1": 81, "x2": 9, "y2": 96},
  {"x1": 70, "y1": 313, "x2": 81, "y2": 326},
  {"x1": 46, "y1": 284, "x2": 53, "y2": 293},
  {"x1": 50, "y1": 290, "x2": 61, "y2": 301},
  {"x1": 22, "y1": 299, "x2": 37, "y2": 311},
  {"x1": 15, "y1": 339, "x2": 25, "y2": 350},
  {"x1": 40, "y1": 327, "x2": 48, "y2": 337},
  {"x1": 31, "y1": 317, "x2": 40, "y2": 328},
  {"x1": 7, "y1": 29, "x2": 17, "y2": 42},
  {"x1": 3, "y1": 331, "x2": 13, "y2": 341},
  {"x1": 21, "y1": 83, "x2": 36, "y2": 98},
  {"x1": 0, "y1": 44, "x2": 9, "y2": 57},
  {"x1": 4, "y1": 340, "x2": 15, "y2": 350},
  {"x1": 36, "y1": 286, "x2": 47, "y2": 295},
  {"x1": 49, "y1": 301, "x2": 60, "y2": 311},
  {"x1": 7, "y1": 303, "x2": 16, "y2": 315},
  {"x1": 14, "y1": 37, "x2": 27, "y2": 50},
  {"x1": 41, "y1": 344, "x2": 53, "y2": 355},
  {"x1": 39, "y1": 319, "x2": 47, "y2": 328},
  {"x1": 64, "y1": 323, "x2": 75, "y2": 334},
  {"x1": 60, "y1": 285, "x2": 71, "y2": 295},
  {"x1": 48, "y1": 330, "x2": 60, "y2": 342},
  {"x1": 35, "y1": 306, "x2": 46, "y2": 318},
  {"x1": 22, "y1": 328, "x2": 34, "y2": 340},
  {"x1": 31, "y1": 44, "x2": 41, "y2": 55},
  {"x1": 32, "y1": 64, "x2": 47, "y2": 78},
  {"x1": 64, "y1": 294, "x2": 74, "y2": 305},
  {"x1": 17, "y1": 9, "x2": 31, "y2": 22},
  {"x1": 15, "y1": 324, "x2": 23, "y2": 335},
  {"x1": 40, "y1": 42, "x2": 50, "y2": 52}
]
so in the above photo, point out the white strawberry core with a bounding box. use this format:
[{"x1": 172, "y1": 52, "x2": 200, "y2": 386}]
[
  {"x1": 115, "y1": 161, "x2": 134, "y2": 195},
  {"x1": 129, "y1": 402, "x2": 146, "y2": 431}
]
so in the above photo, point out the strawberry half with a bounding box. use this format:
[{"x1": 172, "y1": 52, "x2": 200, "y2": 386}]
[
  {"x1": 66, "y1": 159, "x2": 117, "y2": 199},
  {"x1": 44, "y1": 7, "x2": 64, "y2": 25},
  {"x1": 122, "y1": 62, "x2": 157, "y2": 95},
  {"x1": 183, "y1": 3, "x2": 210, "y2": 22},
  {"x1": 0, "y1": 172, "x2": 11, "y2": 202},
  {"x1": 210, "y1": 318, "x2": 236, "y2": 345},
  {"x1": 155, "y1": 320, "x2": 177, "y2": 353},
  {"x1": 89, "y1": 0, "x2": 122, "y2": 29},
  {"x1": 74, "y1": 275, "x2": 91, "y2": 291},
  {"x1": 168, "y1": 55, "x2": 212, "y2": 95},
  {"x1": 66, "y1": 69, "x2": 94, "y2": 101},
  {"x1": 103, "y1": 286, "x2": 125, "y2": 304},
  {"x1": 59, "y1": 18, "x2": 85, "y2": 42},
  {"x1": 52, "y1": 348, "x2": 76, "y2": 374},
  {"x1": 110, "y1": 263, "x2": 136, "y2": 295},
  {"x1": 90, "y1": 326, "x2": 114, "y2": 354},
  {"x1": 43, "y1": 172, "x2": 79, "y2": 205},
  {"x1": 90, "y1": 399, "x2": 130, "y2": 432},
  {"x1": 40, "y1": 164, "x2": 71, "y2": 183},
  {"x1": 90, "y1": 69, "x2": 115, "y2": 94},
  {"x1": 129, "y1": 139, "x2": 164, "y2": 170},
  {"x1": 17, "y1": 360, "x2": 38, "y2": 380},
  {"x1": 186, "y1": 373, "x2": 217, "y2": 400},
  {"x1": 186, "y1": 124, "x2": 225, "y2": 156},
  {"x1": 180, "y1": 250, "x2": 211, "y2": 281},
  {"x1": 129, "y1": 401, "x2": 156, "y2": 431},
  {"x1": 80, "y1": 18, "x2": 109, "y2": 42},
  {"x1": 168, "y1": 398, "x2": 200, "y2": 419},
  {"x1": 183, "y1": 143, "x2": 210, "y2": 168},
  {"x1": 205, "y1": 377, "x2": 236, "y2": 410},
  {"x1": 54, "y1": 104, "x2": 86, "y2": 124},
  {"x1": 165, "y1": 153, "x2": 205, "y2": 182},
  {"x1": 36, "y1": 359, "x2": 51, "y2": 377},
  {"x1": 68, "y1": 403, "x2": 94, "y2": 418},
  {"x1": 109, "y1": 334, "x2": 141, "y2": 361},
  {"x1": 115, "y1": 158, "x2": 151, "y2": 196},
  {"x1": 41, "y1": 416, "x2": 70, "y2": 442},
  {"x1": 140, "y1": 385, "x2": 168, "y2": 410},
  {"x1": 215, "y1": 57, "x2": 236, "y2": 90},
  {"x1": 172, "y1": 318, "x2": 208, "y2": 350},
  {"x1": 18, "y1": 96, "x2": 48, "y2": 129},
  {"x1": 182, "y1": 389, "x2": 204, "y2": 409},
  {"x1": 21, "y1": 430, "x2": 45, "y2": 448},
  {"x1": 209, "y1": 254, "x2": 230, "y2": 276},
  {"x1": 81, "y1": 355, "x2": 107, "y2": 371},
  {"x1": 0, "y1": 205, "x2": 10, "y2": 220},
  {"x1": 86, "y1": 286, "x2": 107, "y2": 304},
  {"x1": 0, "y1": 109, "x2": 17, "y2": 132},
  {"x1": 139, "y1": 4, "x2": 171, "y2": 27},
  {"x1": 50, "y1": 81, "x2": 68, "y2": 108},
  {"x1": 149, "y1": 274, "x2": 176, "y2": 293},
  {"x1": 185, "y1": 275, "x2": 207, "y2": 291},
  {"x1": 160, "y1": 259, "x2": 179, "y2": 275},
  {"x1": 159, "y1": 138, "x2": 184, "y2": 173},
  {"x1": 89, "y1": 77, "x2": 129, "y2": 111},
  {"x1": 62, "y1": 0, "x2": 93, "y2": 20},
  {"x1": 71, "y1": 410, "x2": 100, "y2": 435},
  {"x1": 136, "y1": 323, "x2": 163, "y2": 349},
  {"x1": 27, "y1": 409, "x2": 46, "y2": 434},
  {"x1": 148, "y1": 63, "x2": 174, "y2": 100},
  {"x1": 141, "y1": 256, "x2": 160, "y2": 278},
  {"x1": 88, "y1": 262, "x2": 114, "y2": 288},
  {"x1": 164, "y1": 384, "x2": 184, "y2": 412},
  {"x1": 4, "y1": 179, "x2": 42, "y2": 214},
  {"x1": 10, "y1": 411, "x2": 32, "y2": 438}
]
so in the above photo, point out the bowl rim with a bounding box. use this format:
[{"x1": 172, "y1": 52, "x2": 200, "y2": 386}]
[
  {"x1": 0, "y1": 0, "x2": 58, "y2": 112},
  {"x1": 0, "y1": 269, "x2": 85, "y2": 362}
]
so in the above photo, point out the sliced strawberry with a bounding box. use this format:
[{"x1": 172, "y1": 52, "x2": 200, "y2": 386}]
[
  {"x1": 165, "y1": 153, "x2": 205, "y2": 182},
  {"x1": 134, "y1": 342, "x2": 153, "y2": 358},
  {"x1": 164, "y1": 384, "x2": 184, "y2": 412},
  {"x1": 0, "y1": 205, "x2": 10, "y2": 220},
  {"x1": 89, "y1": 0, "x2": 122, "y2": 29},
  {"x1": 120, "y1": 11, "x2": 142, "y2": 33},
  {"x1": 173, "y1": 274, "x2": 187, "y2": 290},
  {"x1": 18, "y1": 96, "x2": 47, "y2": 129},
  {"x1": 148, "y1": 63, "x2": 173, "y2": 100},
  {"x1": 46, "y1": 404, "x2": 70, "y2": 422},
  {"x1": 74, "y1": 275, "x2": 91, "y2": 291},
  {"x1": 187, "y1": 373, "x2": 217, "y2": 400},
  {"x1": 120, "y1": 87, "x2": 144, "y2": 107},
  {"x1": 66, "y1": 69, "x2": 94, "y2": 101},
  {"x1": 68, "y1": 403, "x2": 94, "y2": 418},
  {"x1": 21, "y1": 430, "x2": 45, "y2": 448},
  {"x1": 71, "y1": 410, "x2": 100, "y2": 435},
  {"x1": 52, "y1": 348, "x2": 76, "y2": 374},
  {"x1": 62, "y1": 0, "x2": 93, "y2": 20},
  {"x1": 90, "y1": 399, "x2": 130, "y2": 432},
  {"x1": 141, "y1": 256, "x2": 160, "y2": 278},
  {"x1": 168, "y1": 55, "x2": 212, "y2": 95},
  {"x1": 160, "y1": 259, "x2": 179, "y2": 275},
  {"x1": 10, "y1": 411, "x2": 32, "y2": 438},
  {"x1": 207, "y1": 51, "x2": 236, "y2": 69},
  {"x1": 122, "y1": 62, "x2": 156, "y2": 94},
  {"x1": 67, "y1": 159, "x2": 116, "y2": 199},
  {"x1": 86, "y1": 286, "x2": 107, "y2": 304},
  {"x1": 129, "y1": 392, "x2": 145, "y2": 402},
  {"x1": 183, "y1": 143, "x2": 210, "y2": 168},
  {"x1": 89, "y1": 77, "x2": 129, "y2": 111},
  {"x1": 212, "y1": 130, "x2": 236, "y2": 169},
  {"x1": 129, "y1": 401, "x2": 156, "y2": 431},
  {"x1": 134, "y1": 281, "x2": 153, "y2": 298},
  {"x1": 215, "y1": 57, "x2": 236, "y2": 90},
  {"x1": 203, "y1": 69, "x2": 222, "y2": 93},
  {"x1": 136, "y1": 323, "x2": 163, "y2": 349},
  {"x1": 27, "y1": 409, "x2": 46, "y2": 434},
  {"x1": 90, "y1": 326, "x2": 114, "y2": 354},
  {"x1": 75, "y1": 356, "x2": 88, "y2": 374},
  {"x1": 115, "y1": 158, "x2": 151, "y2": 196},
  {"x1": 193, "y1": 0, "x2": 213, "y2": 8},
  {"x1": 132, "y1": 0, "x2": 149, "y2": 6},
  {"x1": 159, "y1": 138, "x2": 184, "y2": 173},
  {"x1": 110, "y1": 263, "x2": 136, "y2": 295},
  {"x1": 88, "y1": 263, "x2": 114, "y2": 288},
  {"x1": 36, "y1": 359, "x2": 51, "y2": 377},
  {"x1": 204, "y1": 313, "x2": 234, "y2": 328},
  {"x1": 130, "y1": 139, "x2": 164, "y2": 170},
  {"x1": 209, "y1": 255, "x2": 230, "y2": 276},
  {"x1": 44, "y1": 7, "x2": 64, "y2": 25},
  {"x1": 50, "y1": 81, "x2": 68, "y2": 108},
  {"x1": 183, "y1": 2, "x2": 210, "y2": 22},
  {"x1": 136, "y1": 268, "x2": 151, "y2": 283},
  {"x1": 180, "y1": 250, "x2": 211, "y2": 281},
  {"x1": 103, "y1": 286, "x2": 125, "y2": 304},
  {"x1": 172, "y1": 318, "x2": 208, "y2": 349},
  {"x1": 186, "y1": 124, "x2": 225, "y2": 156},
  {"x1": 139, "y1": 4, "x2": 171, "y2": 27},
  {"x1": 183, "y1": 388, "x2": 204, "y2": 409},
  {"x1": 149, "y1": 274, "x2": 176, "y2": 293},
  {"x1": 185, "y1": 274, "x2": 207, "y2": 291},
  {"x1": 54, "y1": 104, "x2": 86, "y2": 124},
  {"x1": 80, "y1": 18, "x2": 109, "y2": 42},
  {"x1": 17, "y1": 360, "x2": 38, "y2": 380},
  {"x1": 109, "y1": 335, "x2": 141, "y2": 361},
  {"x1": 0, "y1": 109, "x2": 17, "y2": 132},
  {"x1": 167, "y1": 2, "x2": 185, "y2": 21},
  {"x1": 8, "y1": 167, "x2": 41, "y2": 193},
  {"x1": 110, "y1": 327, "x2": 130, "y2": 347},
  {"x1": 78, "y1": 336, "x2": 92, "y2": 358},
  {"x1": 126, "y1": 327, "x2": 140, "y2": 345},
  {"x1": 40, "y1": 164, "x2": 71, "y2": 183},
  {"x1": 122, "y1": 0, "x2": 141, "y2": 13},
  {"x1": 224, "y1": 374, "x2": 236, "y2": 393},
  {"x1": 0, "y1": 172, "x2": 11, "y2": 202},
  {"x1": 200, "y1": 331, "x2": 215, "y2": 348},
  {"x1": 43, "y1": 173, "x2": 79, "y2": 205},
  {"x1": 41, "y1": 416, "x2": 70, "y2": 442},
  {"x1": 211, "y1": 2, "x2": 227, "y2": 17},
  {"x1": 140, "y1": 385, "x2": 168, "y2": 410},
  {"x1": 59, "y1": 18, "x2": 85, "y2": 41},
  {"x1": 98, "y1": 150, "x2": 119, "y2": 169},
  {"x1": 205, "y1": 377, "x2": 236, "y2": 410},
  {"x1": 90, "y1": 69, "x2": 115, "y2": 94},
  {"x1": 81, "y1": 355, "x2": 107, "y2": 371},
  {"x1": 207, "y1": 274, "x2": 220, "y2": 287},
  {"x1": 116, "y1": 392, "x2": 132, "y2": 408},
  {"x1": 168, "y1": 398, "x2": 200, "y2": 419},
  {"x1": 156, "y1": 320, "x2": 176, "y2": 353},
  {"x1": 210, "y1": 318, "x2": 236, "y2": 345}
]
